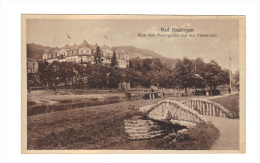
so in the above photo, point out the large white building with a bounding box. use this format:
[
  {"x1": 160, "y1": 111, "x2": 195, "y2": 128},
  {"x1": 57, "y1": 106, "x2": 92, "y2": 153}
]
[{"x1": 42, "y1": 40, "x2": 130, "y2": 68}]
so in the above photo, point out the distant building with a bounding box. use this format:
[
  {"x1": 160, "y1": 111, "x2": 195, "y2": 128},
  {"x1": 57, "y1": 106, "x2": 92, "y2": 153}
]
[
  {"x1": 42, "y1": 40, "x2": 130, "y2": 68},
  {"x1": 27, "y1": 58, "x2": 39, "y2": 87},
  {"x1": 27, "y1": 58, "x2": 38, "y2": 73},
  {"x1": 115, "y1": 49, "x2": 130, "y2": 68},
  {"x1": 118, "y1": 81, "x2": 131, "y2": 91}
]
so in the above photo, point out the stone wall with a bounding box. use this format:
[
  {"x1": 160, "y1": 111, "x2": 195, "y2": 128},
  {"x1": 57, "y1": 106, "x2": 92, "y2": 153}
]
[{"x1": 124, "y1": 116, "x2": 164, "y2": 140}]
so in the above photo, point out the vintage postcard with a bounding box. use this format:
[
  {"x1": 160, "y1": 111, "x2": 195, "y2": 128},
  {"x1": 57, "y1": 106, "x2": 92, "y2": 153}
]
[{"x1": 21, "y1": 15, "x2": 246, "y2": 154}]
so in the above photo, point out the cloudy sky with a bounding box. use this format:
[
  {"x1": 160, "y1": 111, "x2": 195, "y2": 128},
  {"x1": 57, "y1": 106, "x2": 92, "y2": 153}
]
[{"x1": 27, "y1": 18, "x2": 239, "y2": 71}]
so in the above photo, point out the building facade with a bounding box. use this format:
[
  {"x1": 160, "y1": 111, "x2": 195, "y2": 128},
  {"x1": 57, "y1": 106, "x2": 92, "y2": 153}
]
[
  {"x1": 27, "y1": 58, "x2": 38, "y2": 73},
  {"x1": 42, "y1": 40, "x2": 130, "y2": 68}
]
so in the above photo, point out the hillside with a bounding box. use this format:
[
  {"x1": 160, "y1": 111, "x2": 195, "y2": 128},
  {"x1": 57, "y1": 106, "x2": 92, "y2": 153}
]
[
  {"x1": 27, "y1": 43, "x2": 55, "y2": 60},
  {"x1": 115, "y1": 46, "x2": 179, "y2": 68}
]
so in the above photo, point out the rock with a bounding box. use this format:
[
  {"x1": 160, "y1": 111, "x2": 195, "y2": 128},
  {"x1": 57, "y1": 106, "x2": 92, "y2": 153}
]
[
  {"x1": 124, "y1": 116, "x2": 165, "y2": 140},
  {"x1": 168, "y1": 132, "x2": 177, "y2": 138},
  {"x1": 177, "y1": 129, "x2": 188, "y2": 135},
  {"x1": 132, "y1": 116, "x2": 144, "y2": 120},
  {"x1": 169, "y1": 138, "x2": 177, "y2": 145},
  {"x1": 170, "y1": 120, "x2": 197, "y2": 128},
  {"x1": 171, "y1": 138, "x2": 177, "y2": 143}
]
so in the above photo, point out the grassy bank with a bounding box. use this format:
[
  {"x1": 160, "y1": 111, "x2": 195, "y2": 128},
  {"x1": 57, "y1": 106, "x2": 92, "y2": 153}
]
[
  {"x1": 28, "y1": 97, "x2": 219, "y2": 150},
  {"x1": 155, "y1": 123, "x2": 219, "y2": 150},
  {"x1": 209, "y1": 94, "x2": 239, "y2": 118},
  {"x1": 28, "y1": 98, "x2": 165, "y2": 149}
]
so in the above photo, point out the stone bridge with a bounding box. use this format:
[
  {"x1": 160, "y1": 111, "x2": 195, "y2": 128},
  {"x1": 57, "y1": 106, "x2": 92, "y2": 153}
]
[
  {"x1": 138, "y1": 97, "x2": 238, "y2": 149},
  {"x1": 144, "y1": 100, "x2": 208, "y2": 127},
  {"x1": 181, "y1": 99, "x2": 234, "y2": 119},
  {"x1": 140, "y1": 99, "x2": 234, "y2": 127}
]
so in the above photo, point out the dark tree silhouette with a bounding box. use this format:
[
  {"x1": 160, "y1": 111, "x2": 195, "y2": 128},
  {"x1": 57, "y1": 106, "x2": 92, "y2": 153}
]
[
  {"x1": 94, "y1": 46, "x2": 102, "y2": 65},
  {"x1": 110, "y1": 50, "x2": 118, "y2": 68}
]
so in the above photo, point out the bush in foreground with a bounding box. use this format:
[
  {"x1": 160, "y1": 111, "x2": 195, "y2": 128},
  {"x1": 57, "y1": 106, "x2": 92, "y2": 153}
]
[{"x1": 150, "y1": 123, "x2": 219, "y2": 150}]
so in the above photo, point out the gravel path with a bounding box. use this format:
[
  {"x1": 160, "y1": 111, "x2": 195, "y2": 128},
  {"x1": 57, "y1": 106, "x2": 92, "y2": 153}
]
[
  {"x1": 202, "y1": 92, "x2": 240, "y2": 150},
  {"x1": 205, "y1": 116, "x2": 239, "y2": 150}
]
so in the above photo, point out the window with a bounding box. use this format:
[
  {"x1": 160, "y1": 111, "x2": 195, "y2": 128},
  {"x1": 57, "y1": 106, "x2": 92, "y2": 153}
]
[
  {"x1": 33, "y1": 63, "x2": 35, "y2": 68},
  {"x1": 81, "y1": 50, "x2": 83, "y2": 54}
]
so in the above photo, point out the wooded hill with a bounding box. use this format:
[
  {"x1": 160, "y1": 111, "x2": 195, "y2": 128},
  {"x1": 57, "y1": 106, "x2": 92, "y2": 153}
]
[
  {"x1": 27, "y1": 43, "x2": 56, "y2": 60},
  {"x1": 114, "y1": 46, "x2": 179, "y2": 69}
]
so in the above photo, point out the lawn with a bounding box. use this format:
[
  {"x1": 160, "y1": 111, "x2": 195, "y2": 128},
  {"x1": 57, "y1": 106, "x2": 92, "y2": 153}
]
[
  {"x1": 28, "y1": 98, "x2": 164, "y2": 149},
  {"x1": 209, "y1": 94, "x2": 239, "y2": 118}
]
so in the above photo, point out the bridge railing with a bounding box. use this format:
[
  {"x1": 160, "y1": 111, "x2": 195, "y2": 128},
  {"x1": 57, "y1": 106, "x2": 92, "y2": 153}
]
[
  {"x1": 181, "y1": 99, "x2": 234, "y2": 119},
  {"x1": 146, "y1": 100, "x2": 208, "y2": 123}
]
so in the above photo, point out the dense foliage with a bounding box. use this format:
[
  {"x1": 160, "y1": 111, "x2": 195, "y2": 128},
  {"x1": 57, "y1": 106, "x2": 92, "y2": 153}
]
[{"x1": 29, "y1": 55, "x2": 231, "y2": 92}]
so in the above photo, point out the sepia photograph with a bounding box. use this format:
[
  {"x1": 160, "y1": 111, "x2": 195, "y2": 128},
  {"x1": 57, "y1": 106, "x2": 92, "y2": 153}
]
[{"x1": 21, "y1": 15, "x2": 246, "y2": 154}]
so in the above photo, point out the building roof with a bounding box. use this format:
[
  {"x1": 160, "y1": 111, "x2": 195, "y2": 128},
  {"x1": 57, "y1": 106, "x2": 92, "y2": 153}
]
[
  {"x1": 51, "y1": 48, "x2": 59, "y2": 53},
  {"x1": 100, "y1": 45, "x2": 112, "y2": 50},
  {"x1": 42, "y1": 40, "x2": 131, "y2": 61},
  {"x1": 44, "y1": 49, "x2": 51, "y2": 53},
  {"x1": 89, "y1": 44, "x2": 98, "y2": 50},
  {"x1": 79, "y1": 40, "x2": 92, "y2": 49},
  {"x1": 71, "y1": 43, "x2": 80, "y2": 50}
]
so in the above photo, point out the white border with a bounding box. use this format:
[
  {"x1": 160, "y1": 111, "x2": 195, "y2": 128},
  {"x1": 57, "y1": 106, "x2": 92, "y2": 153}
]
[{"x1": 1, "y1": 0, "x2": 260, "y2": 163}]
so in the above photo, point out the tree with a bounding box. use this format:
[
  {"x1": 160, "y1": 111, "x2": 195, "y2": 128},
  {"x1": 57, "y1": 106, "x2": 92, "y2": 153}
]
[
  {"x1": 158, "y1": 68, "x2": 175, "y2": 89},
  {"x1": 108, "y1": 67, "x2": 121, "y2": 88},
  {"x1": 128, "y1": 59, "x2": 133, "y2": 69},
  {"x1": 94, "y1": 46, "x2": 102, "y2": 65},
  {"x1": 203, "y1": 60, "x2": 229, "y2": 95},
  {"x1": 58, "y1": 62, "x2": 74, "y2": 89},
  {"x1": 38, "y1": 61, "x2": 49, "y2": 88},
  {"x1": 233, "y1": 71, "x2": 240, "y2": 90},
  {"x1": 145, "y1": 71, "x2": 160, "y2": 86},
  {"x1": 124, "y1": 68, "x2": 142, "y2": 88},
  {"x1": 174, "y1": 57, "x2": 195, "y2": 95},
  {"x1": 88, "y1": 65, "x2": 109, "y2": 89},
  {"x1": 193, "y1": 57, "x2": 207, "y2": 89},
  {"x1": 110, "y1": 50, "x2": 118, "y2": 68}
]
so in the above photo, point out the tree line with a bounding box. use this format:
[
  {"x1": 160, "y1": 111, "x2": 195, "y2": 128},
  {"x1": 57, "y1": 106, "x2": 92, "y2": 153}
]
[{"x1": 28, "y1": 46, "x2": 237, "y2": 93}]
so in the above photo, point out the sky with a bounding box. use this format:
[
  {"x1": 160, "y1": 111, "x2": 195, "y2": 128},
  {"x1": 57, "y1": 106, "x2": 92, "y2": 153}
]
[{"x1": 26, "y1": 19, "x2": 239, "y2": 72}]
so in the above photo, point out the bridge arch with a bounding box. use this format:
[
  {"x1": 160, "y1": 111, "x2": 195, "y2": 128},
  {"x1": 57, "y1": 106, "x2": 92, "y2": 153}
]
[
  {"x1": 181, "y1": 99, "x2": 234, "y2": 118},
  {"x1": 145, "y1": 100, "x2": 208, "y2": 123}
]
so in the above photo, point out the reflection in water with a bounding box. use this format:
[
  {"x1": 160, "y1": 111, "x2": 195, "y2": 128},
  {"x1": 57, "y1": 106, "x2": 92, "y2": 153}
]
[{"x1": 27, "y1": 97, "x2": 136, "y2": 116}]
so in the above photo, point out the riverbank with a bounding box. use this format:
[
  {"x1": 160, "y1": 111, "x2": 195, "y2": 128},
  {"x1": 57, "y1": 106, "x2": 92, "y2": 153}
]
[
  {"x1": 27, "y1": 88, "x2": 230, "y2": 103},
  {"x1": 28, "y1": 89, "x2": 126, "y2": 104},
  {"x1": 27, "y1": 92, "x2": 239, "y2": 150},
  {"x1": 27, "y1": 89, "x2": 186, "y2": 107},
  {"x1": 27, "y1": 98, "x2": 167, "y2": 149},
  {"x1": 27, "y1": 96, "x2": 215, "y2": 150}
]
